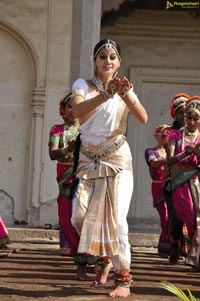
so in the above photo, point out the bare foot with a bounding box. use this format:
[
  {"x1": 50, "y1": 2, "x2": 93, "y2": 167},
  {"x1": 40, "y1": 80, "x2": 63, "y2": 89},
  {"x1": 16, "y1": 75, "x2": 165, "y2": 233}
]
[
  {"x1": 109, "y1": 286, "x2": 130, "y2": 298},
  {"x1": 59, "y1": 247, "x2": 71, "y2": 256},
  {"x1": 92, "y1": 262, "x2": 113, "y2": 286}
]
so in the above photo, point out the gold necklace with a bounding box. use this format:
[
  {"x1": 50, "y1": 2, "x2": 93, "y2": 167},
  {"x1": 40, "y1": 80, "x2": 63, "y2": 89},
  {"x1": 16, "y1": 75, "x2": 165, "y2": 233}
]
[{"x1": 185, "y1": 128, "x2": 199, "y2": 136}]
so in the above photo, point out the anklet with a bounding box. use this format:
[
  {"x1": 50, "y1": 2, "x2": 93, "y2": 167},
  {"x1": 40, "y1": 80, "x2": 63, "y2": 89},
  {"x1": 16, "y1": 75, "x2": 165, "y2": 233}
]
[
  {"x1": 97, "y1": 256, "x2": 111, "y2": 268},
  {"x1": 115, "y1": 273, "x2": 133, "y2": 288}
]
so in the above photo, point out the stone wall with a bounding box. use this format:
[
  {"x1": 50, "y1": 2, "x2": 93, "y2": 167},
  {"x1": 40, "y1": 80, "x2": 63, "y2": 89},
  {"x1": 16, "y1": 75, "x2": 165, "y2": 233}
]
[{"x1": 0, "y1": 0, "x2": 73, "y2": 225}]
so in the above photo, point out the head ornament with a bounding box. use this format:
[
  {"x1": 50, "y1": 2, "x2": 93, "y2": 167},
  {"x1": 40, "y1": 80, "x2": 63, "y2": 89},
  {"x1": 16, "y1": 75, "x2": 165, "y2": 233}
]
[
  {"x1": 93, "y1": 39, "x2": 121, "y2": 60},
  {"x1": 154, "y1": 124, "x2": 171, "y2": 137},
  {"x1": 186, "y1": 96, "x2": 200, "y2": 116},
  {"x1": 169, "y1": 93, "x2": 190, "y2": 119}
]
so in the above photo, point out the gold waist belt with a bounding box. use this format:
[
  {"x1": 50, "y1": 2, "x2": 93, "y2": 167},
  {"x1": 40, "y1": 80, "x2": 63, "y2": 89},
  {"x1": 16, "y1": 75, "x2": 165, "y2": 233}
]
[{"x1": 80, "y1": 136, "x2": 126, "y2": 165}]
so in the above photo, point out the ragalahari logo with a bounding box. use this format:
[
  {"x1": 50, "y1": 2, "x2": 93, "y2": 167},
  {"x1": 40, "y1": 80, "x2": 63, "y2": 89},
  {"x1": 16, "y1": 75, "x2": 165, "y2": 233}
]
[{"x1": 166, "y1": 1, "x2": 200, "y2": 9}]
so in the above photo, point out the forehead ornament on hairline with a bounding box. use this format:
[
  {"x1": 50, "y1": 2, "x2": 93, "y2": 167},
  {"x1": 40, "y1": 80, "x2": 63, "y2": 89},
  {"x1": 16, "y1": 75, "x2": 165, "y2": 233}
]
[
  {"x1": 104, "y1": 42, "x2": 114, "y2": 51},
  {"x1": 94, "y1": 42, "x2": 121, "y2": 59}
]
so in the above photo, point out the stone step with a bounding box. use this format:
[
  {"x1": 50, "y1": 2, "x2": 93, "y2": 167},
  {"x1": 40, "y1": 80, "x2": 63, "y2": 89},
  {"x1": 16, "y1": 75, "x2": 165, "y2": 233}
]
[{"x1": 7, "y1": 227, "x2": 159, "y2": 247}]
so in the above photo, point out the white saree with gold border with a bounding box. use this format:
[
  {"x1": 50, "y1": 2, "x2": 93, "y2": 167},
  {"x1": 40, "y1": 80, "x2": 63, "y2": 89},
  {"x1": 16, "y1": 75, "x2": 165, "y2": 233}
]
[{"x1": 71, "y1": 79, "x2": 137, "y2": 263}]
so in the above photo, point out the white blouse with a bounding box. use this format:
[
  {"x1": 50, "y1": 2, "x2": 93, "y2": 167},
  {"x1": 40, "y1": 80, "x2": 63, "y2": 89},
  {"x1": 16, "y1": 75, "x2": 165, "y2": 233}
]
[{"x1": 72, "y1": 78, "x2": 139, "y2": 145}]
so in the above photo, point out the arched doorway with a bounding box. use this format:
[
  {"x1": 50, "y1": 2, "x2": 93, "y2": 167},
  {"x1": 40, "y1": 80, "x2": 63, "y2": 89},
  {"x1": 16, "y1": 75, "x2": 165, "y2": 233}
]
[{"x1": 0, "y1": 26, "x2": 33, "y2": 223}]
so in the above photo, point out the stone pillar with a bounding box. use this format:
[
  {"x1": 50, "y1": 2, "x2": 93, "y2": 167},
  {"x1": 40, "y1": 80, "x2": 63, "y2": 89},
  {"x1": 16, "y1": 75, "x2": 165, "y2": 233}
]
[
  {"x1": 26, "y1": 86, "x2": 46, "y2": 225},
  {"x1": 70, "y1": 0, "x2": 102, "y2": 84}
]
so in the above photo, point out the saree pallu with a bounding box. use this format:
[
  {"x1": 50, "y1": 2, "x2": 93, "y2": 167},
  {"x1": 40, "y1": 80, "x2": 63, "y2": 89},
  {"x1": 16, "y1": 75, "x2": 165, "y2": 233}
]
[
  {"x1": 72, "y1": 137, "x2": 133, "y2": 257},
  {"x1": 163, "y1": 164, "x2": 192, "y2": 258},
  {"x1": 0, "y1": 216, "x2": 10, "y2": 247},
  {"x1": 57, "y1": 163, "x2": 79, "y2": 255}
]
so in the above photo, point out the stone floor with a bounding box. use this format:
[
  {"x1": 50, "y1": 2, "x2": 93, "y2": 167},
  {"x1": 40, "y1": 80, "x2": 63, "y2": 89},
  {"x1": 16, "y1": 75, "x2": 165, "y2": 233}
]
[{"x1": 0, "y1": 240, "x2": 200, "y2": 301}]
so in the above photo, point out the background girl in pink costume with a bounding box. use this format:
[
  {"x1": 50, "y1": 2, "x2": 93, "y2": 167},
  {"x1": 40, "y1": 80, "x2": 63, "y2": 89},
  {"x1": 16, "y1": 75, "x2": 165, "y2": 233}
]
[
  {"x1": 145, "y1": 125, "x2": 172, "y2": 258},
  {"x1": 167, "y1": 95, "x2": 200, "y2": 269}
]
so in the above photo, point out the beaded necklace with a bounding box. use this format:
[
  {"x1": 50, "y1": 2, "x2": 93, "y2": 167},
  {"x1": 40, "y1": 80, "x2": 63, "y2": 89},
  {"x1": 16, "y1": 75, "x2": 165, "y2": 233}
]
[
  {"x1": 91, "y1": 77, "x2": 106, "y2": 92},
  {"x1": 91, "y1": 77, "x2": 113, "y2": 98}
]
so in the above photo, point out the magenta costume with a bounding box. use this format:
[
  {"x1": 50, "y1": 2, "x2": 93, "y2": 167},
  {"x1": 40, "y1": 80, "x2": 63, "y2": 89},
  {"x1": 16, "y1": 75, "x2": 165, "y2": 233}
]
[
  {"x1": 145, "y1": 148, "x2": 171, "y2": 256},
  {"x1": 169, "y1": 130, "x2": 199, "y2": 238},
  {"x1": 0, "y1": 216, "x2": 10, "y2": 247},
  {"x1": 168, "y1": 129, "x2": 200, "y2": 265}
]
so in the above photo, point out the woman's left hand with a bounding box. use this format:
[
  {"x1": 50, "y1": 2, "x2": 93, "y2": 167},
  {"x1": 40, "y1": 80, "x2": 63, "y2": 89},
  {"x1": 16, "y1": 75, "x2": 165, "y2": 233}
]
[{"x1": 118, "y1": 77, "x2": 133, "y2": 97}]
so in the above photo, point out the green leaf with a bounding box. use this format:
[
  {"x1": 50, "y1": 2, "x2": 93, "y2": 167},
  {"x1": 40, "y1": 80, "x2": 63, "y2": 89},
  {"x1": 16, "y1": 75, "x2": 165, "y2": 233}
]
[{"x1": 159, "y1": 281, "x2": 196, "y2": 301}]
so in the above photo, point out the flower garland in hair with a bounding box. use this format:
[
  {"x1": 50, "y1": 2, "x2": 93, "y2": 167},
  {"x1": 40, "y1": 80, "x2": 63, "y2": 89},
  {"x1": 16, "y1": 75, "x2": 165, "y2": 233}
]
[{"x1": 170, "y1": 93, "x2": 190, "y2": 119}]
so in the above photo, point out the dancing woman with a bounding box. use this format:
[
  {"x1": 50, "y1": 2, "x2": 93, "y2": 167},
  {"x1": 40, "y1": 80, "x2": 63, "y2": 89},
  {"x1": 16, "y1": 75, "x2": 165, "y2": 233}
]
[{"x1": 70, "y1": 38, "x2": 148, "y2": 298}]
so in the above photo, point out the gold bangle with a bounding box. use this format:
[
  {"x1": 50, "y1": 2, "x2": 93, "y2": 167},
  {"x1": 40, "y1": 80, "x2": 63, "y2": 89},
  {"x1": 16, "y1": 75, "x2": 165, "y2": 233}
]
[{"x1": 128, "y1": 100, "x2": 136, "y2": 109}]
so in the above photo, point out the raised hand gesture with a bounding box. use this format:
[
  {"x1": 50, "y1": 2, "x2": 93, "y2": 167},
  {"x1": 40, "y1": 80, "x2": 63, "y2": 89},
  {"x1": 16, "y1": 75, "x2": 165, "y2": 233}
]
[{"x1": 118, "y1": 77, "x2": 133, "y2": 97}]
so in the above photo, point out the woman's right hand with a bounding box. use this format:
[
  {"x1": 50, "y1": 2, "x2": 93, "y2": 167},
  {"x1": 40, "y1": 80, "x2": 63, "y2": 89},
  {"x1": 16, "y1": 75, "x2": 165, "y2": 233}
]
[{"x1": 118, "y1": 77, "x2": 133, "y2": 97}]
